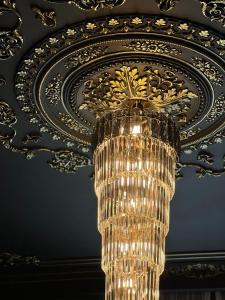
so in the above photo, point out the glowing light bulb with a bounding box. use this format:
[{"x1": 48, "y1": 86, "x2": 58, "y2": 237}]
[{"x1": 131, "y1": 124, "x2": 141, "y2": 135}]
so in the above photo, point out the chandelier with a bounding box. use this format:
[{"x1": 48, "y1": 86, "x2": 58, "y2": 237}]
[{"x1": 93, "y1": 105, "x2": 179, "y2": 299}]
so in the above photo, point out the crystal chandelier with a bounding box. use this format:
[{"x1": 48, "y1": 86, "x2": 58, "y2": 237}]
[{"x1": 93, "y1": 106, "x2": 179, "y2": 299}]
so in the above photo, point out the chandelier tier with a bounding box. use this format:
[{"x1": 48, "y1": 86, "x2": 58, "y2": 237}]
[{"x1": 94, "y1": 108, "x2": 179, "y2": 299}]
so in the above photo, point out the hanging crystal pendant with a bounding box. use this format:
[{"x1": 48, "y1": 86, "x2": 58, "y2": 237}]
[{"x1": 93, "y1": 108, "x2": 179, "y2": 300}]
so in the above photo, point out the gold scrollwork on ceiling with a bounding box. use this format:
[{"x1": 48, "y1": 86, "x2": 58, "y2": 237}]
[
  {"x1": 44, "y1": 0, "x2": 125, "y2": 10},
  {"x1": 177, "y1": 151, "x2": 225, "y2": 179},
  {"x1": 79, "y1": 66, "x2": 197, "y2": 118},
  {"x1": 31, "y1": 5, "x2": 56, "y2": 28},
  {"x1": 155, "y1": 0, "x2": 224, "y2": 28},
  {"x1": 156, "y1": 0, "x2": 180, "y2": 11},
  {"x1": 200, "y1": 0, "x2": 225, "y2": 27},
  {"x1": 0, "y1": 0, "x2": 23, "y2": 60},
  {"x1": 0, "y1": 100, "x2": 91, "y2": 173}
]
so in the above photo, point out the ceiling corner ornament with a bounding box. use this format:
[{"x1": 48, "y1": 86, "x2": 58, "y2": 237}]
[
  {"x1": 156, "y1": 0, "x2": 180, "y2": 11},
  {"x1": 0, "y1": 252, "x2": 40, "y2": 267},
  {"x1": 44, "y1": 0, "x2": 126, "y2": 10},
  {"x1": 200, "y1": 0, "x2": 225, "y2": 27},
  {"x1": 31, "y1": 5, "x2": 56, "y2": 28},
  {"x1": 0, "y1": 0, "x2": 23, "y2": 59}
]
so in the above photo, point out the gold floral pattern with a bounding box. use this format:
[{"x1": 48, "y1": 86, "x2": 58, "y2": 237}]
[
  {"x1": 125, "y1": 40, "x2": 181, "y2": 56},
  {"x1": 178, "y1": 23, "x2": 189, "y2": 31},
  {"x1": 79, "y1": 66, "x2": 197, "y2": 117},
  {"x1": 155, "y1": 18, "x2": 167, "y2": 26},
  {"x1": 192, "y1": 57, "x2": 223, "y2": 85},
  {"x1": 45, "y1": 74, "x2": 63, "y2": 105}
]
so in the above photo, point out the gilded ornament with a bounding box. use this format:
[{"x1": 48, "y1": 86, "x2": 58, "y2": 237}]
[
  {"x1": 64, "y1": 45, "x2": 108, "y2": 69},
  {"x1": 0, "y1": 0, "x2": 23, "y2": 59},
  {"x1": 0, "y1": 252, "x2": 39, "y2": 267},
  {"x1": 200, "y1": 1, "x2": 225, "y2": 27},
  {"x1": 178, "y1": 23, "x2": 189, "y2": 31},
  {"x1": 217, "y1": 39, "x2": 225, "y2": 47},
  {"x1": 0, "y1": 101, "x2": 90, "y2": 173},
  {"x1": 125, "y1": 40, "x2": 181, "y2": 56},
  {"x1": 79, "y1": 66, "x2": 197, "y2": 117},
  {"x1": 45, "y1": 0, "x2": 125, "y2": 10},
  {"x1": 155, "y1": 18, "x2": 167, "y2": 26},
  {"x1": 165, "y1": 263, "x2": 225, "y2": 279},
  {"x1": 207, "y1": 94, "x2": 225, "y2": 122},
  {"x1": 31, "y1": 5, "x2": 56, "y2": 28},
  {"x1": 156, "y1": 0, "x2": 180, "y2": 11},
  {"x1": 131, "y1": 17, "x2": 143, "y2": 25},
  {"x1": 22, "y1": 133, "x2": 41, "y2": 144},
  {"x1": 48, "y1": 150, "x2": 91, "y2": 173},
  {"x1": 192, "y1": 57, "x2": 223, "y2": 85},
  {"x1": 58, "y1": 113, "x2": 92, "y2": 135},
  {"x1": 108, "y1": 18, "x2": 119, "y2": 26},
  {"x1": 180, "y1": 128, "x2": 201, "y2": 140},
  {"x1": 66, "y1": 29, "x2": 76, "y2": 36},
  {"x1": 45, "y1": 74, "x2": 63, "y2": 105},
  {"x1": 199, "y1": 30, "x2": 210, "y2": 37},
  {"x1": 198, "y1": 151, "x2": 214, "y2": 165},
  {"x1": 0, "y1": 101, "x2": 17, "y2": 127},
  {"x1": 177, "y1": 154, "x2": 225, "y2": 178}
]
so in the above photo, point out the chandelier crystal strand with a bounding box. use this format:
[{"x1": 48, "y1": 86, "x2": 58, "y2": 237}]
[{"x1": 93, "y1": 109, "x2": 179, "y2": 300}]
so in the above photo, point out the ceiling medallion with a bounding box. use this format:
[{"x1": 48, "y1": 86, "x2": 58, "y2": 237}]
[
  {"x1": 15, "y1": 15, "x2": 225, "y2": 153},
  {"x1": 0, "y1": 0, "x2": 23, "y2": 59},
  {"x1": 44, "y1": 0, "x2": 125, "y2": 10}
]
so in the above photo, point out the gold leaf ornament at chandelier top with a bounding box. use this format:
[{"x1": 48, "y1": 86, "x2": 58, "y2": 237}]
[{"x1": 79, "y1": 66, "x2": 197, "y2": 117}]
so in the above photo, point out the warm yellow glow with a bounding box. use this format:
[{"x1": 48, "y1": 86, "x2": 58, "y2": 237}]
[{"x1": 94, "y1": 111, "x2": 177, "y2": 300}]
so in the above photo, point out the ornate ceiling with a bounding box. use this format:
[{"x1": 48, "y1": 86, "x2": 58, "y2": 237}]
[{"x1": 0, "y1": 0, "x2": 225, "y2": 260}]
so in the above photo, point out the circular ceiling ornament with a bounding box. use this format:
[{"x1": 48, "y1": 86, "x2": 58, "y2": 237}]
[{"x1": 15, "y1": 15, "x2": 225, "y2": 154}]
